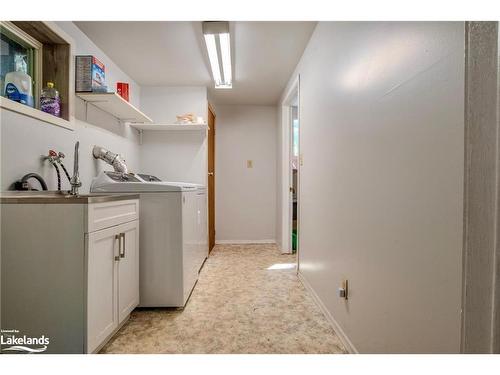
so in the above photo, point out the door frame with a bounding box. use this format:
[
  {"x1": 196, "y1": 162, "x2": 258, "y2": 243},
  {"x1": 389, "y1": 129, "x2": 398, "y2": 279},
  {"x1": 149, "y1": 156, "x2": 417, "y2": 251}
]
[
  {"x1": 280, "y1": 75, "x2": 300, "y2": 260},
  {"x1": 207, "y1": 103, "x2": 216, "y2": 253}
]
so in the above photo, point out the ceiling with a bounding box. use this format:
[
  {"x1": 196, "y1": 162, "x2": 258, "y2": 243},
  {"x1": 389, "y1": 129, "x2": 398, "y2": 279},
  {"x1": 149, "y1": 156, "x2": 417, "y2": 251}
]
[{"x1": 74, "y1": 21, "x2": 316, "y2": 105}]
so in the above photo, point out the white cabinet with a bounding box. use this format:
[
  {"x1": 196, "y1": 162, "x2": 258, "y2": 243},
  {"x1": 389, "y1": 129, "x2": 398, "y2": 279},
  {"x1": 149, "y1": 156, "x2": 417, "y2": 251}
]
[
  {"x1": 86, "y1": 219, "x2": 139, "y2": 354},
  {"x1": 117, "y1": 221, "x2": 140, "y2": 323},
  {"x1": 86, "y1": 226, "x2": 119, "y2": 354},
  {"x1": 0, "y1": 196, "x2": 140, "y2": 354}
]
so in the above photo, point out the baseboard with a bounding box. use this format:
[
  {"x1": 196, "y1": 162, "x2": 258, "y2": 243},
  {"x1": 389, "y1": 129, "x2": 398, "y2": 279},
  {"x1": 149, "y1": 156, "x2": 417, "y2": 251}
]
[
  {"x1": 215, "y1": 239, "x2": 276, "y2": 244},
  {"x1": 297, "y1": 271, "x2": 358, "y2": 354}
]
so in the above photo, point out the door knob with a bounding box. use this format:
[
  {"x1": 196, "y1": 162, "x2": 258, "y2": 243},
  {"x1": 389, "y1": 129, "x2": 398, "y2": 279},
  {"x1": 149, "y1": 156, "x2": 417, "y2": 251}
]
[{"x1": 208, "y1": 172, "x2": 214, "y2": 176}]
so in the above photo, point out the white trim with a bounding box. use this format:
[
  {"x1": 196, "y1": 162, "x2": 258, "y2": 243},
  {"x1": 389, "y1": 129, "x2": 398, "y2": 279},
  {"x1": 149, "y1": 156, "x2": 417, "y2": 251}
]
[
  {"x1": 279, "y1": 75, "x2": 300, "y2": 257},
  {"x1": 0, "y1": 97, "x2": 73, "y2": 131},
  {"x1": 215, "y1": 239, "x2": 276, "y2": 245},
  {"x1": 298, "y1": 271, "x2": 358, "y2": 354}
]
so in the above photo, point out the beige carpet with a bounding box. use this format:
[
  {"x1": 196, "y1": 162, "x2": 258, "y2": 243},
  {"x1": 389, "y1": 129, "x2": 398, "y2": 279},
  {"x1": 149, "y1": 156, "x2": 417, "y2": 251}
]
[{"x1": 101, "y1": 244, "x2": 346, "y2": 354}]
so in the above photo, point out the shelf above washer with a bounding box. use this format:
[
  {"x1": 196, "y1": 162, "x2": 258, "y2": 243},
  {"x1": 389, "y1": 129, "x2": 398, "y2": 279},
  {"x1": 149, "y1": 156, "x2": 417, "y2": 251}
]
[
  {"x1": 76, "y1": 92, "x2": 153, "y2": 123},
  {"x1": 130, "y1": 123, "x2": 208, "y2": 131}
]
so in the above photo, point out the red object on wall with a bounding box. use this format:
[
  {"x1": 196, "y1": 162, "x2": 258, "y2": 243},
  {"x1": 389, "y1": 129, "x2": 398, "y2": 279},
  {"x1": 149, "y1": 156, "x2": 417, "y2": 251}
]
[{"x1": 116, "y1": 82, "x2": 129, "y2": 102}]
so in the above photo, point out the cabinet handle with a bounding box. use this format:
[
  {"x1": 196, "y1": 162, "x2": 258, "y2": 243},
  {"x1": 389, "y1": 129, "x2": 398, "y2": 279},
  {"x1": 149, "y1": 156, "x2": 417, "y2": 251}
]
[
  {"x1": 120, "y1": 232, "x2": 126, "y2": 258},
  {"x1": 115, "y1": 234, "x2": 121, "y2": 261}
]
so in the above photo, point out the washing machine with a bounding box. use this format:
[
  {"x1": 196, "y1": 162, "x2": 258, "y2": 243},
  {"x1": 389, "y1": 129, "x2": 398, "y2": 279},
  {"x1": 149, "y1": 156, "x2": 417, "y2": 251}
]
[{"x1": 91, "y1": 171, "x2": 208, "y2": 307}]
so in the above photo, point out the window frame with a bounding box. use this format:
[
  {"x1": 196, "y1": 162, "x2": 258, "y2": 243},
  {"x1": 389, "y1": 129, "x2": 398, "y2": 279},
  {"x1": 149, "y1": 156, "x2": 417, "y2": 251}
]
[
  {"x1": 1, "y1": 21, "x2": 43, "y2": 109},
  {"x1": 0, "y1": 21, "x2": 75, "y2": 130}
]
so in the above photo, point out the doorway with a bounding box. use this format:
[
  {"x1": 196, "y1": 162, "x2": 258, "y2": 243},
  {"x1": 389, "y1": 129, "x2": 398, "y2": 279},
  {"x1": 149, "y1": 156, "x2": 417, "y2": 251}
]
[
  {"x1": 280, "y1": 76, "x2": 300, "y2": 259},
  {"x1": 290, "y1": 105, "x2": 299, "y2": 255},
  {"x1": 208, "y1": 104, "x2": 216, "y2": 253}
]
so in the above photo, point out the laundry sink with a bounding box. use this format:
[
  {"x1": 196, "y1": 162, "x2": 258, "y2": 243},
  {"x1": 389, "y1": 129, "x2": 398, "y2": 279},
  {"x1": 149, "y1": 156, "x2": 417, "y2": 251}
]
[{"x1": 0, "y1": 190, "x2": 139, "y2": 204}]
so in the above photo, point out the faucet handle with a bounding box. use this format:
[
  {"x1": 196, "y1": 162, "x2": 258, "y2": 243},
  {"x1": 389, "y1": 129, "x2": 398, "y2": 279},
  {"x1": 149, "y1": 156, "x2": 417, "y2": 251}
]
[{"x1": 44, "y1": 150, "x2": 58, "y2": 163}]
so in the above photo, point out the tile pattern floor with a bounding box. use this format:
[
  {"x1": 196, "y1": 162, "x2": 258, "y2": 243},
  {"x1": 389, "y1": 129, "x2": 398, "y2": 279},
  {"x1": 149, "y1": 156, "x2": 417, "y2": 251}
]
[{"x1": 101, "y1": 244, "x2": 346, "y2": 354}]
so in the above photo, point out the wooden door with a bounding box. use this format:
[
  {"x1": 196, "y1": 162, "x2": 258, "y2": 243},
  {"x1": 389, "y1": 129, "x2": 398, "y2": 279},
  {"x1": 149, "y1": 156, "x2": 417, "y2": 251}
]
[
  {"x1": 117, "y1": 220, "x2": 140, "y2": 324},
  {"x1": 208, "y1": 105, "x2": 216, "y2": 253}
]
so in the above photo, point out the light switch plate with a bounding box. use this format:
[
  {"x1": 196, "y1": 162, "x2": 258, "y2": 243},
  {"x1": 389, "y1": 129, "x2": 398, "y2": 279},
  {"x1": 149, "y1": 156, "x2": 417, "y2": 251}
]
[{"x1": 247, "y1": 160, "x2": 253, "y2": 168}]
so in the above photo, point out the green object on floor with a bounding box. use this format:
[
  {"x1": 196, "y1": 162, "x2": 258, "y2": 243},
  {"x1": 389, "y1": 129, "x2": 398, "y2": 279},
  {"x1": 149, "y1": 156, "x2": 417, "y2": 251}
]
[{"x1": 292, "y1": 230, "x2": 297, "y2": 253}]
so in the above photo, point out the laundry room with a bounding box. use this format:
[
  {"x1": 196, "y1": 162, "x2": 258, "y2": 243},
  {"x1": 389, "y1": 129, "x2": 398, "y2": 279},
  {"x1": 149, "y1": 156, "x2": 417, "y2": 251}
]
[
  {"x1": 0, "y1": 20, "x2": 284, "y2": 354},
  {"x1": 1, "y1": 4, "x2": 500, "y2": 374}
]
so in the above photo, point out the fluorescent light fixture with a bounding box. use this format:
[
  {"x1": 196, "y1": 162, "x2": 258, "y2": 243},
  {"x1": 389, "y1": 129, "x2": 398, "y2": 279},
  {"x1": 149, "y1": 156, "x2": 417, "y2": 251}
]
[
  {"x1": 203, "y1": 22, "x2": 232, "y2": 89},
  {"x1": 219, "y1": 33, "x2": 232, "y2": 85},
  {"x1": 204, "y1": 34, "x2": 222, "y2": 86}
]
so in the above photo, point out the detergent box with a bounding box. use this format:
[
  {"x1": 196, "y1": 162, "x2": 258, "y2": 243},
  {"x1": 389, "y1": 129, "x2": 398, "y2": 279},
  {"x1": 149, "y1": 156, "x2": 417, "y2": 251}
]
[
  {"x1": 75, "y1": 55, "x2": 106, "y2": 92},
  {"x1": 116, "y1": 82, "x2": 129, "y2": 102}
]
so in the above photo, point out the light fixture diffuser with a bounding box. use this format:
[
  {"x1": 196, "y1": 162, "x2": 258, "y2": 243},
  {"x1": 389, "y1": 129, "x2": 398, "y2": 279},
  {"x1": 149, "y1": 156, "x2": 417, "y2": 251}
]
[
  {"x1": 202, "y1": 22, "x2": 232, "y2": 89},
  {"x1": 204, "y1": 34, "x2": 222, "y2": 86},
  {"x1": 219, "y1": 33, "x2": 232, "y2": 85}
]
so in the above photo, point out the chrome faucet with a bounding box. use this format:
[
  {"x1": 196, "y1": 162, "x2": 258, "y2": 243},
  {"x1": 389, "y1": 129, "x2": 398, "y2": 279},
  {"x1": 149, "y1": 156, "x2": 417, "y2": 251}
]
[{"x1": 69, "y1": 141, "x2": 82, "y2": 195}]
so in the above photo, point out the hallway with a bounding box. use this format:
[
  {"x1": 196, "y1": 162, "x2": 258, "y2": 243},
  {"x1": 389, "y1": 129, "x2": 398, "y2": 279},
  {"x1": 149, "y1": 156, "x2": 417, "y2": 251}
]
[{"x1": 101, "y1": 244, "x2": 346, "y2": 354}]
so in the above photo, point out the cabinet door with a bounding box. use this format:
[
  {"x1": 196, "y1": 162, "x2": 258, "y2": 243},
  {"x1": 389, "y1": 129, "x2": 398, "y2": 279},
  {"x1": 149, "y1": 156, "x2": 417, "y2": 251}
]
[
  {"x1": 86, "y1": 226, "x2": 119, "y2": 353},
  {"x1": 117, "y1": 220, "x2": 140, "y2": 323}
]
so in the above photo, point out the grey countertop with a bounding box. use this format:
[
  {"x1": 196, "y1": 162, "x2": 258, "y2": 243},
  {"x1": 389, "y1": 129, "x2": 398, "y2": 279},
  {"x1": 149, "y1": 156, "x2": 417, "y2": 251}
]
[{"x1": 0, "y1": 191, "x2": 140, "y2": 204}]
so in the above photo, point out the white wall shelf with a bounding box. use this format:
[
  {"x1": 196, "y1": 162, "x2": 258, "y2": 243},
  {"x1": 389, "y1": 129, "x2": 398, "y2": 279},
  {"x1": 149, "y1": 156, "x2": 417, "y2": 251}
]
[
  {"x1": 130, "y1": 123, "x2": 208, "y2": 144},
  {"x1": 130, "y1": 123, "x2": 208, "y2": 131},
  {"x1": 76, "y1": 92, "x2": 153, "y2": 123},
  {"x1": 0, "y1": 96, "x2": 74, "y2": 130}
]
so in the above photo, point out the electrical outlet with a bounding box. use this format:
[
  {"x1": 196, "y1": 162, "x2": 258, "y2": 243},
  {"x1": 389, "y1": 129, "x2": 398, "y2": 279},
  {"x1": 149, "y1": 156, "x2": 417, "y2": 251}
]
[
  {"x1": 338, "y1": 279, "x2": 349, "y2": 300},
  {"x1": 247, "y1": 160, "x2": 253, "y2": 168},
  {"x1": 338, "y1": 287, "x2": 346, "y2": 298}
]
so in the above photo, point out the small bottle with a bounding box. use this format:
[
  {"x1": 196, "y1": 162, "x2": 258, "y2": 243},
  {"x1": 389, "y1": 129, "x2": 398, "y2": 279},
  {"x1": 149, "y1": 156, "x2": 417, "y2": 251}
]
[{"x1": 40, "y1": 82, "x2": 61, "y2": 117}]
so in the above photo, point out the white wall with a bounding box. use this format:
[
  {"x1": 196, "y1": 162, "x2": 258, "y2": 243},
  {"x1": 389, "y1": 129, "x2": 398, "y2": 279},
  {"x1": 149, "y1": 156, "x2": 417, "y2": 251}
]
[
  {"x1": 139, "y1": 130, "x2": 207, "y2": 184},
  {"x1": 139, "y1": 86, "x2": 208, "y2": 185},
  {"x1": 1, "y1": 21, "x2": 142, "y2": 192},
  {"x1": 279, "y1": 22, "x2": 465, "y2": 353},
  {"x1": 140, "y1": 86, "x2": 207, "y2": 124},
  {"x1": 215, "y1": 105, "x2": 277, "y2": 243}
]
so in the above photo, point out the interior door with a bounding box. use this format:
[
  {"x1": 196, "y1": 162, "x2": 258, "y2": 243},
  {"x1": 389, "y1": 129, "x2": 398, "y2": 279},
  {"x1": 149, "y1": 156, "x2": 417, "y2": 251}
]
[
  {"x1": 117, "y1": 220, "x2": 140, "y2": 323},
  {"x1": 208, "y1": 105, "x2": 216, "y2": 253},
  {"x1": 86, "y1": 226, "x2": 119, "y2": 353}
]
